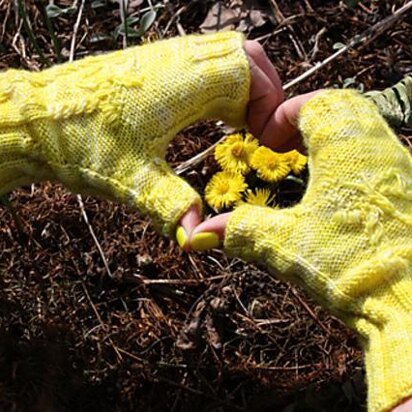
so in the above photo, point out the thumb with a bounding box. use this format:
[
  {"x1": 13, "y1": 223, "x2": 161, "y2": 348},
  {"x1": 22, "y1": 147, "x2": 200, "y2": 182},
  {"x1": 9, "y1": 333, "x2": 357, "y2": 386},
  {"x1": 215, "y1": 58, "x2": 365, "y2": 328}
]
[
  {"x1": 259, "y1": 91, "x2": 321, "y2": 152},
  {"x1": 188, "y1": 204, "x2": 301, "y2": 277},
  {"x1": 186, "y1": 212, "x2": 231, "y2": 251}
]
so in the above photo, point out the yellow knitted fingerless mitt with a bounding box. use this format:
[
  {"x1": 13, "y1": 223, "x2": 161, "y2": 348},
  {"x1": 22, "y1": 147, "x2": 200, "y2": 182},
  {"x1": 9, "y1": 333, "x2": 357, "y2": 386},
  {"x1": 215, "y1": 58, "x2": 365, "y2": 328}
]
[
  {"x1": 225, "y1": 90, "x2": 412, "y2": 412},
  {"x1": 0, "y1": 32, "x2": 250, "y2": 235}
]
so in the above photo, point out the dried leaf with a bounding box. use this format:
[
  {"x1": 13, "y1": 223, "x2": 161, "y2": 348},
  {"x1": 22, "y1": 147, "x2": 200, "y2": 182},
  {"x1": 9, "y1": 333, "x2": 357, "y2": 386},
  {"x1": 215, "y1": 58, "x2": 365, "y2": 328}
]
[
  {"x1": 205, "y1": 314, "x2": 222, "y2": 350},
  {"x1": 176, "y1": 316, "x2": 200, "y2": 350},
  {"x1": 200, "y1": 3, "x2": 241, "y2": 33},
  {"x1": 128, "y1": 0, "x2": 144, "y2": 8},
  {"x1": 249, "y1": 9, "x2": 267, "y2": 28},
  {"x1": 176, "y1": 301, "x2": 206, "y2": 350}
]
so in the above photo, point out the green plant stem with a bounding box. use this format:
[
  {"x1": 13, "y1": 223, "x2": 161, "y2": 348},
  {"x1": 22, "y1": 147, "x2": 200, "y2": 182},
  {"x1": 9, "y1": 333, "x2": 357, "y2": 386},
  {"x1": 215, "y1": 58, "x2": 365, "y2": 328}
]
[
  {"x1": 42, "y1": 1, "x2": 62, "y2": 63},
  {"x1": 120, "y1": 0, "x2": 128, "y2": 48},
  {"x1": 17, "y1": 0, "x2": 50, "y2": 67},
  {"x1": 365, "y1": 75, "x2": 412, "y2": 129}
]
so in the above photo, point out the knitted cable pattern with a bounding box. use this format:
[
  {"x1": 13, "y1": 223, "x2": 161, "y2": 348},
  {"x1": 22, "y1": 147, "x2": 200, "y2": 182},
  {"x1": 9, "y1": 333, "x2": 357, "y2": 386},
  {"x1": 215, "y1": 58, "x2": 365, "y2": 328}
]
[
  {"x1": 0, "y1": 32, "x2": 250, "y2": 235},
  {"x1": 225, "y1": 89, "x2": 412, "y2": 412}
]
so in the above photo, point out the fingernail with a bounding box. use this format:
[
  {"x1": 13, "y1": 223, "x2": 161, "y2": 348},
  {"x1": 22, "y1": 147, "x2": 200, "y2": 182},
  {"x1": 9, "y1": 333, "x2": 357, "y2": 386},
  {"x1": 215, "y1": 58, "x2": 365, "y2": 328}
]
[
  {"x1": 176, "y1": 226, "x2": 188, "y2": 249},
  {"x1": 191, "y1": 232, "x2": 220, "y2": 251}
]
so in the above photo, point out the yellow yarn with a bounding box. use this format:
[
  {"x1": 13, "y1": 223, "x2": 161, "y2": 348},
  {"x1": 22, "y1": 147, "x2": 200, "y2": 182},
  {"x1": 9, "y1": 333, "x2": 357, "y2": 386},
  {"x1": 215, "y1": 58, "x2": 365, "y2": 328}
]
[
  {"x1": 225, "y1": 90, "x2": 412, "y2": 412},
  {"x1": 0, "y1": 32, "x2": 250, "y2": 235}
]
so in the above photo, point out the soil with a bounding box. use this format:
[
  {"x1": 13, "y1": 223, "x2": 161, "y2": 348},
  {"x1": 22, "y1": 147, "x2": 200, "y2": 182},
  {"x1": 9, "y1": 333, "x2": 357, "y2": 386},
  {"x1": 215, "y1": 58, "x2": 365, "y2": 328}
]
[{"x1": 0, "y1": 1, "x2": 411, "y2": 411}]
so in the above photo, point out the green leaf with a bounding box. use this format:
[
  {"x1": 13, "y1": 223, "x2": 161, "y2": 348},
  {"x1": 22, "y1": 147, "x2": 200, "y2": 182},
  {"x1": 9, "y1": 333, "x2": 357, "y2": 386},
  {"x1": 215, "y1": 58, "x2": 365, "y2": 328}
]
[
  {"x1": 332, "y1": 42, "x2": 345, "y2": 50},
  {"x1": 284, "y1": 175, "x2": 304, "y2": 185},
  {"x1": 89, "y1": 33, "x2": 112, "y2": 43},
  {"x1": 112, "y1": 24, "x2": 123, "y2": 39},
  {"x1": 126, "y1": 16, "x2": 140, "y2": 25},
  {"x1": 357, "y1": 82, "x2": 365, "y2": 93},
  {"x1": 46, "y1": 4, "x2": 65, "y2": 18},
  {"x1": 91, "y1": 0, "x2": 107, "y2": 8},
  {"x1": 138, "y1": 10, "x2": 156, "y2": 35},
  {"x1": 46, "y1": 4, "x2": 76, "y2": 18},
  {"x1": 113, "y1": 10, "x2": 156, "y2": 39},
  {"x1": 121, "y1": 27, "x2": 141, "y2": 38},
  {"x1": 342, "y1": 77, "x2": 356, "y2": 88},
  {"x1": 344, "y1": 0, "x2": 360, "y2": 8}
]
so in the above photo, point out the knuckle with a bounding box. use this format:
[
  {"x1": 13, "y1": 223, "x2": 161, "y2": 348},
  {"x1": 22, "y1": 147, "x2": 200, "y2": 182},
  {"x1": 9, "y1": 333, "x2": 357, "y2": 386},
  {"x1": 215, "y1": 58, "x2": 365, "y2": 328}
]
[{"x1": 244, "y1": 40, "x2": 265, "y2": 59}]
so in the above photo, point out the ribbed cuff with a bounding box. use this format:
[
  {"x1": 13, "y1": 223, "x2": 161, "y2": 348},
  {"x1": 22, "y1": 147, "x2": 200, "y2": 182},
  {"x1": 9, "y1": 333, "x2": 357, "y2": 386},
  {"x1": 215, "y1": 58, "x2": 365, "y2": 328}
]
[{"x1": 142, "y1": 170, "x2": 202, "y2": 237}]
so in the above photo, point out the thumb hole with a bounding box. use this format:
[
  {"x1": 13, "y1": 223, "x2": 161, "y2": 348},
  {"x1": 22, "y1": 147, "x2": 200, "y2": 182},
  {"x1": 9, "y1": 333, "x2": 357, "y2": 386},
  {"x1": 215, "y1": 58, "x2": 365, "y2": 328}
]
[{"x1": 127, "y1": 159, "x2": 202, "y2": 237}]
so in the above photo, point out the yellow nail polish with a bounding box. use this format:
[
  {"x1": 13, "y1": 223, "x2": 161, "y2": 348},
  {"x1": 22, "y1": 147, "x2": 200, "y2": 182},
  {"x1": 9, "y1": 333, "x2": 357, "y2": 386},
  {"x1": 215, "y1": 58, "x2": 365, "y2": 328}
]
[
  {"x1": 176, "y1": 226, "x2": 188, "y2": 249},
  {"x1": 191, "y1": 232, "x2": 220, "y2": 251}
]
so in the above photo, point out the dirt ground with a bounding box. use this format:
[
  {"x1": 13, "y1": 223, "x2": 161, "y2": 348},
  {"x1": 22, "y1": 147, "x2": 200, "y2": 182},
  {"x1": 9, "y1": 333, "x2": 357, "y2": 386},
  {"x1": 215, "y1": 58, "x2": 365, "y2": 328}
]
[{"x1": 0, "y1": 1, "x2": 411, "y2": 411}]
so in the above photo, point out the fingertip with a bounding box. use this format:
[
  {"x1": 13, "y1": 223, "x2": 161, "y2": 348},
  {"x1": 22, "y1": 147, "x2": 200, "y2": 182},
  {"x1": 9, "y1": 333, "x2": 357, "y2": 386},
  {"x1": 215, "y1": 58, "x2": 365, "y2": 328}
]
[
  {"x1": 177, "y1": 204, "x2": 202, "y2": 251},
  {"x1": 188, "y1": 212, "x2": 232, "y2": 252},
  {"x1": 176, "y1": 225, "x2": 189, "y2": 250},
  {"x1": 244, "y1": 40, "x2": 284, "y2": 99},
  {"x1": 190, "y1": 232, "x2": 220, "y2": 251},
  {"x1": 180, "y1": 204, "x2": 202, "y2": 233}
]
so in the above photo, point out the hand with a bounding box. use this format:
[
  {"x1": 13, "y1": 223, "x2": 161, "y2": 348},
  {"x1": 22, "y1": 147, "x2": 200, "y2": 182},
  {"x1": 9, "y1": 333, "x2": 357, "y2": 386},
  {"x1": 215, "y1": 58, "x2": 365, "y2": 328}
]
[
  {"x1": 182, "y1": 90, "x2": 319, "y2": 242},
  {"x1": 0, "y1": 32, "x2": 284, "y2": 237},
  {"x1": 189, "y1": 89, "x2": 412, "y2": 412},
  {"x1": 393, "y1": 398, "x2": 412, "y2": 412},
  {"x1": 179, "y1": 42, "x2": 316, "y2": 238}
]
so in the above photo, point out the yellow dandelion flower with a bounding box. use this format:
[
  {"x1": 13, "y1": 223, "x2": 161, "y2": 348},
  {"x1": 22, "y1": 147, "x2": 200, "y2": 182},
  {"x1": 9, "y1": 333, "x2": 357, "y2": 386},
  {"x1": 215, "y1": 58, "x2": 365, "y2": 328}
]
[
  {"x1": 214, "y1": 133, "x2": 259, "y2": 174},
  {"x1": 250, "y1": 147, "x2": 290, "y2": 182},
  {"x1": 205, "y1": 171, "x2": 247, "y2": 210},
  {"x1": 283, "y1": 150, "x2": 308, "y2": 174},
  {"x1": 244, "y1": 188, "x2": 275, "y2": 207}
]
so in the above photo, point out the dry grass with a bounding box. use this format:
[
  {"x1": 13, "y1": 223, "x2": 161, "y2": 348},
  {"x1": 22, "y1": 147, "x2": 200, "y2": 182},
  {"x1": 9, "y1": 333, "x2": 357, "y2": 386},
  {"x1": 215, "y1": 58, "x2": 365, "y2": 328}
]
[{"x1": 0, "y1": 1, "x2": 411, "y2": 411}]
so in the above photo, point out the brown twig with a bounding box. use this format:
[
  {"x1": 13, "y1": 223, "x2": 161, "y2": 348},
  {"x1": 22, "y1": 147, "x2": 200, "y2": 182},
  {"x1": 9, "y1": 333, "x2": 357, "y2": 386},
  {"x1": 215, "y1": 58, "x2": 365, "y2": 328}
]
[
  {"x1": 0, "y1": 0, "x2": 11, "y2": 43},
  {"x1": 69, "y1": 0, "x2": 85, "y2": 60},
  {"x1": 283, "y1": 0, "x2": 412, "y2": 90},
  {"x1": 162, "y1": 5, "x2": 186, "y2": 37},
  {"x1": 77, "y1": 194, "x2": 114, "y2": 279},
  {"x1": 254, "y1": 363, "x2": 318, "y2": 371},
  {"x1": 269, "y1": 0, "x2": 307, "y2": 60},
  {"x1": 174, "y1": 135, "x2": 226, "y2": 175},
  {"x1": 289, "y1": 287, "x2": 331, "y2": 336},
  {"x1": 176, "y1": 1, "x2": 412, "y2": 175},
  {"x1": 81, "y1": 281, "x2": 123, "y2": 362},
  {"x1": 68, "y1": 0, "x2": 114, "y2": 280}
]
